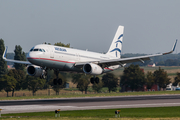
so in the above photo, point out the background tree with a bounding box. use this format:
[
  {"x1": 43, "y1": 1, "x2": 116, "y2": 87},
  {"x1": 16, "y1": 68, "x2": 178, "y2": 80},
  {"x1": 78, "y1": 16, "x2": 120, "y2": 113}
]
[
  {"x1": 153, "y1": 67, "x2": 170, "y2": 90},
  {"x1": 120, "y1": 64, "x2": 145, "y2": 92},
  {"x1": 49, "y1": 73, "x2": 67, "y2": 95},
  {"x1": 102, "y1": 73, "x2": 118, "y2": 93},
  {"x1": 0, "y1": 39, "x2": 8, "y2": 76},
  {"x1": 8, "y1": 69, "x2": 26, "y2": 96},
  {"x1": 0, "y1": 74, "x2": 6, "y2": 91},
  {"x1": 77, "y1": 76, "x2": 90, "y2": 94},
  {"x1": 92, "y1": 79, "x2": 103, "y2": 93},
  {"x1": 173, "y1": 72, "x2": 180, "y2": 86},
  {"x1": 1, "y1": 75, "x2": 17, "y2": 97},
  {"x1": 72, "y1": 74, "x2": 90, "y2": 94},
  {"x1": 145, "y1": 71, "x2": 155, "y2": 90},
  {"x1": 14, "y1": 45, "x2": 26, "y2": 71},
  {"x1": 26, "y1": 76, "x2": 46, "y2": 96},
  {"x1": 54, "y1": 42, "x2": 70, "y2": 48}
]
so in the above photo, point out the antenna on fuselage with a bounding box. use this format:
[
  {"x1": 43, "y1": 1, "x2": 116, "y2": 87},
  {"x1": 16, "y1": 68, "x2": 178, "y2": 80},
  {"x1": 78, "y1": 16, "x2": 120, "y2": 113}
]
[{"x1": 43, "y1": 42, "x2": 51, "y2": 45}]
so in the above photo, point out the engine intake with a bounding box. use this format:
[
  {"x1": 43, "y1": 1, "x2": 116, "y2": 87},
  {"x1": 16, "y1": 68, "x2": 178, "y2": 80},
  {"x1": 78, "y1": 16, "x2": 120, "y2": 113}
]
[
  {"x1": 83, "y1": 63, "x2": 103, "y2": 75},
  {"x1": 27, "y1": 65, "x2": 45, "y2": 77}
]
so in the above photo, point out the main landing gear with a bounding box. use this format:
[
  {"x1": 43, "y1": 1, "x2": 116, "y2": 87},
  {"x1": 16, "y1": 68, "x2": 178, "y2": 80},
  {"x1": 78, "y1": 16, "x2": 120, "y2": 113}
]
[
  {"x1": 90, "y1": 77, "x2": 99, "y2": 84},
  {"x1": 53, "y1": 70, "x2": 62, "y2": 85}
]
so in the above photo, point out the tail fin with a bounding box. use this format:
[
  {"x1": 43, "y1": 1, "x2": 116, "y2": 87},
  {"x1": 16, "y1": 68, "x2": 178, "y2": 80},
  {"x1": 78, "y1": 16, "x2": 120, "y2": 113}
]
[{"x1": 106, "y1": 26, "x2": 124, "y2": 58}]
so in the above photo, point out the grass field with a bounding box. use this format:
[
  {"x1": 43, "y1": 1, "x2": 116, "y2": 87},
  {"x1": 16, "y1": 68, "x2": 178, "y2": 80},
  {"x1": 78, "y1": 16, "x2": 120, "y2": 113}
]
[{"x1": 2, "y1": 106, "x2": 180, "y2": 120}]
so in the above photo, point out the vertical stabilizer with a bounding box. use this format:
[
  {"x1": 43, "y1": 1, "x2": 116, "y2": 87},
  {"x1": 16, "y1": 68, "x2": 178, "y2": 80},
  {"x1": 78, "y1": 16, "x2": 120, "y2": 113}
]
[{"x1": 106, "y1": 26, "x2": 124, "y2": 58}]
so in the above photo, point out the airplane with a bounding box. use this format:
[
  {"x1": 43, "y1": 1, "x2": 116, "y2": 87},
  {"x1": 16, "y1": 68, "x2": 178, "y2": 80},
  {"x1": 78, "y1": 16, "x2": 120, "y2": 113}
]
[{"x1": 2, "y1": 26, "x2": 177, "y2": 85}]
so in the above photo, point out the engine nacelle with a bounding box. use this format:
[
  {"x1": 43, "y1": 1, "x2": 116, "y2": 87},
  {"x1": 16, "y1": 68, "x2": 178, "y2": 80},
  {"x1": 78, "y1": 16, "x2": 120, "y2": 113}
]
[
  {"x1": 27, "y1": 65, "x2": 45, "y2": 77},
  {"x1": 83, "y1": 63, "x2": 103, "y2": 75}
]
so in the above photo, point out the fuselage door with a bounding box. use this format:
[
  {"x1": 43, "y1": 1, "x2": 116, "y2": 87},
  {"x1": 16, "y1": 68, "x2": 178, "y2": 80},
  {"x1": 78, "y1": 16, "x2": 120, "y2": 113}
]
[
  {"x1": 75, "y1": 53, "x2": 80, "y2": 62},
  {"x1": 49, "y1": 47, "x2": 54, "y2": 58}
]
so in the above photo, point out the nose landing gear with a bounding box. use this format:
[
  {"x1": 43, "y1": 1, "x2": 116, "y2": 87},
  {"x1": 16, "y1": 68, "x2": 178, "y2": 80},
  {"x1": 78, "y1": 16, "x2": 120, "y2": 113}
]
[
  {"x1": 53, "y1": 70, "x2": 62, "y2": 85},
  {"x1": 53, "y1": 78, "x2": 62, "y2": 85}
]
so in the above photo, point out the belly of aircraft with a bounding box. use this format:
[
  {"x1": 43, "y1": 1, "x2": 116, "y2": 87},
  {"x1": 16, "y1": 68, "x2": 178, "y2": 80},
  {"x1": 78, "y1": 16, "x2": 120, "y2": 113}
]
[{"x1": 28, "y1": 58, "x2": 82, "y2": 72}]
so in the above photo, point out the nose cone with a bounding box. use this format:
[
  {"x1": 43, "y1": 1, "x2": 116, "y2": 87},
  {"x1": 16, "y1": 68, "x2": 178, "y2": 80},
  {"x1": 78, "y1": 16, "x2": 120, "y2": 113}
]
[
  {"x1": 27, "y1": 52, "x2": 38, "y2": 63},
  {"x1": 27, "y1": 52, "x2": 34, "y2": 59}
]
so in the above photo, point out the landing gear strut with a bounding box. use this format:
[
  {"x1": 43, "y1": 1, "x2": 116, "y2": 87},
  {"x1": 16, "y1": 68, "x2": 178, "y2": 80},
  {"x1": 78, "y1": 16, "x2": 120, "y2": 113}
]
[
  {"x1": 90, "y1": 77, "x2": 99, "y2": 84},
  {"x1": 39, "y1": 67, "x2": 47, "y2": 79},
  {"x1": 40, "y1": 74, "x2": 46, "y2": 79},
  {"x1": 53, "y1": 70, "x2": 62, "y2": 85}
]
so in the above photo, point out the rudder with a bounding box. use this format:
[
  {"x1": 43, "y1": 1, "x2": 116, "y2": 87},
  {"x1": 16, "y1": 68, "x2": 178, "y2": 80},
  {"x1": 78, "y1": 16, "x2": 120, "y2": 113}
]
[{"x1": 106, "y1": 26, "x2": 124, "y2": 58}]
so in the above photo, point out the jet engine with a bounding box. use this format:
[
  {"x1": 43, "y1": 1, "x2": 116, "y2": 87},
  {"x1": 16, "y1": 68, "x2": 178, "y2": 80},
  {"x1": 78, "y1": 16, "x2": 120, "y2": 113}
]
[
  {"x1": 27, "y1": 65, "x2": 45, "y2": 77},
  {"x1": 83, "y1": 63, "x2": 103, "y2": 75}
]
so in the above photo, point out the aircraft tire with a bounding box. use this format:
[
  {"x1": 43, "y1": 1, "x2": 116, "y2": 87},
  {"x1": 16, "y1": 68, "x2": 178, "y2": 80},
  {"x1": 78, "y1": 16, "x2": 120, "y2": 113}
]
[
  {"x1": 95, "y1": 77, "x2": 99, "y2": 84},
  {"x1": 58, "y1": 78, "x2": 62, "y2": 85},
  {"x1": 40, "y1": 74, "x2": 46, "y2": 79},
  {"x1": 90, "y1": 78, "x2": 94, "y2": 84},
  {"x1": 53, "y1": 79, "x2": 58, "y2": 85}
]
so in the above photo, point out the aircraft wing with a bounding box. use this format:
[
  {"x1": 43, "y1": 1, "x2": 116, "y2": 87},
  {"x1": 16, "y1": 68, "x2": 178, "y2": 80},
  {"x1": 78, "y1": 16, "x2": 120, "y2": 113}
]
[
  {"x1": 2, "y1": 46, "x2": 31, "y2": 65},
  {"x1": 75, "y1": 40, "x2": 177, "y2": 67},
  {"x1": 99, "y1": 39, "x2": 177, "y2": 67}
]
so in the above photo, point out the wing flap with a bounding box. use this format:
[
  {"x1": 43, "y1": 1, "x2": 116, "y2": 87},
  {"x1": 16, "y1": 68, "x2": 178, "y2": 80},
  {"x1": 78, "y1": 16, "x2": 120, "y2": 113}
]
[{"x1": 98, "y1": 54, "x2": 160, "y2": 67}]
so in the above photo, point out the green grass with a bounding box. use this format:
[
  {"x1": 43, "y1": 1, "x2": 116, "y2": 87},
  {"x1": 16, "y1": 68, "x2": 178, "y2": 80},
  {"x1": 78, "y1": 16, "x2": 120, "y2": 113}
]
[
  {"x1": 1, "y1": 90, "x2": 180, "y2": 101},
  {"x1": 168, "y1": 73, "x2": 177, "y2": 76},
  {"x1": 2, "y1": 106, "x2": 180, "y2": 119}
]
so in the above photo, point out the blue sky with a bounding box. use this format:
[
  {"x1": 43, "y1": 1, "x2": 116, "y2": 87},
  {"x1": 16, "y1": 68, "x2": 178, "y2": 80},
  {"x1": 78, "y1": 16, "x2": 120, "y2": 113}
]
[{"x1": 0, "y1": 0, "x2": 180, "y2": 54}]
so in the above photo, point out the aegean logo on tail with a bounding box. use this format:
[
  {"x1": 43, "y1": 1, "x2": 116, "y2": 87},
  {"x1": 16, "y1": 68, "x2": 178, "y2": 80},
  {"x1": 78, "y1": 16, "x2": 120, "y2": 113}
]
[{"x1": 110, "y1": 34, "x2": 123, "y2": 57}]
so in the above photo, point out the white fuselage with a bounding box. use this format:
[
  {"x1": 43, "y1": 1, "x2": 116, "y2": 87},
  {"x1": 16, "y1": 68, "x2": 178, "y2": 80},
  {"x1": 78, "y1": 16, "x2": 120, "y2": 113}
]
[{"x1": 26, "y1": 44, "x2": 120, "y2": 73}]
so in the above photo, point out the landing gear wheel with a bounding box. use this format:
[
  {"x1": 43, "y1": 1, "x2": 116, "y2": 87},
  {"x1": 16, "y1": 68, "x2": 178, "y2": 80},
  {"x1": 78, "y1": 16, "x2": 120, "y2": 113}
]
[
  {"x1": 53, "y1": 70, "x2": 63, "y2": 85},
  {"x1": 90, "y1": 78, "x2": 95, "y2": 84},
  {"x1": 95, "y1": 77, "x2": 99, "y2": 84},
  {"x1": 58, "y1": 78, "x2": 62, "y2": 85},
  {"x1": 53, "y1": 79, "x2": 58, "y2": 85},
  {"x1": 53, "y1": 78, "x2": 62, "y2": 85},
  {"x1": 40, "y1": 74, "x2": 46, "y2": 79},
  {"x1": 90, "y1": 77, "x2": 99, "y2": 84}
]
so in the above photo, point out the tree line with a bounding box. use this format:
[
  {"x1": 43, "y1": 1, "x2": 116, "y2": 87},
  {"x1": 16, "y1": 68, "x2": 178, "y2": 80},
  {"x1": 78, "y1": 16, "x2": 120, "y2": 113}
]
[{"x1": 0, "y1": 38, "x2": 180, "y2": 97}]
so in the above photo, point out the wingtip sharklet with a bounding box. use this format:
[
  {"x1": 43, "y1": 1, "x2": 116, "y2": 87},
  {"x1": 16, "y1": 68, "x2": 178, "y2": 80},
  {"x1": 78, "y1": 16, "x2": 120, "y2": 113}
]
[
  {"x1": 163, "y1": 40, "x2": 178, "y2": 55},
  {"x1": 2, "y1": 46, "x2": 8, "y2": 60},
  {"x1": 172, "y1": 39, "x2": 178, "y2": 52}
]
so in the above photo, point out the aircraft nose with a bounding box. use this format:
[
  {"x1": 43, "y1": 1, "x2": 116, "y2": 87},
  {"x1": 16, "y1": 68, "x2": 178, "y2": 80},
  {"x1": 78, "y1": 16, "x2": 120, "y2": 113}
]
[{"x1": 27, "y1": 52, "x2": 36, "y2": 59}]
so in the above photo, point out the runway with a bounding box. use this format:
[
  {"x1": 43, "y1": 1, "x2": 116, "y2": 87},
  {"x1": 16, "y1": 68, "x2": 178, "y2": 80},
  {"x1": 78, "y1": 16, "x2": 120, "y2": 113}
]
[{"x1": 1, "y1": 94, "x2": 180, "y2": 114}]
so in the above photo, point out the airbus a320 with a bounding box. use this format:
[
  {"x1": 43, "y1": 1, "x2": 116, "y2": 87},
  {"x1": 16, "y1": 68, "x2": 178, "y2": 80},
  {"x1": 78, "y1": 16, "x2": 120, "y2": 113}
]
[{"x1": 3, "y1": 26, "x2": 177, "y2": 85}]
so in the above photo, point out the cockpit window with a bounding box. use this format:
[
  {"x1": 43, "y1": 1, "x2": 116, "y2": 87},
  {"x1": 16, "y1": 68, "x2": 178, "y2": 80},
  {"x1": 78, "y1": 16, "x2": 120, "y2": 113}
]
[
  {"x1": 30, "y1": 47, "x2": 34, "y2": 51},
  {"x1": 34, "y1": 49, "x2": 39, "y2": 51},
  {"x1": 29, "y1": 47, "x2": 46, "y2": 52},
  {"x1": 42, "y1": 49, "x2": 45, "y2": 52}
]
